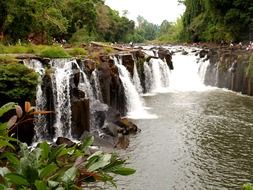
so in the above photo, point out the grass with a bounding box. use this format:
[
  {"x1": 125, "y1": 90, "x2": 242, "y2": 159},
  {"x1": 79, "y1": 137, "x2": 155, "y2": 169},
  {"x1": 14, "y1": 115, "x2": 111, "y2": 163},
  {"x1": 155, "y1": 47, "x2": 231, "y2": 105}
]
[
  {"x1": 66, "y1": 47, "x2": 87, "y2": 58},
  {"x1": 0, "y1": 55, "x2": 19, "y2": 64},
  {"x1": 0, "y1": 43, "x2": 74, "y2": 58},
  {"x1": 39, "y1": 46, "x2": 70, "y2": 58}
]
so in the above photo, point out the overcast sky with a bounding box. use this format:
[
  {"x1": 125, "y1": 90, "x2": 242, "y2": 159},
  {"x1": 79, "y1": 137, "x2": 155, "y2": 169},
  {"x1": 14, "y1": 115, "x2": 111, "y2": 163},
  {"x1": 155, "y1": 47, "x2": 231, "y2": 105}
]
[{"x1": 105, "y1": 0, "x2": 185, "y2": 25}]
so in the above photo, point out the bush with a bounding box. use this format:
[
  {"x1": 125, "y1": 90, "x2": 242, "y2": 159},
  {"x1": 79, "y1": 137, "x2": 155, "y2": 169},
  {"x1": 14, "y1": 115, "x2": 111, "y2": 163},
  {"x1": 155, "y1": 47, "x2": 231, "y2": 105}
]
[
  {"x1": 0, "y1": 63, "x2": 38, "y2": 106},
  {"x1": 39, "y1": 46, "x2": 70, "y2": 58},
  {"x1": 67, "y1": 47, "x2": 87, "y2": 57},
  {"x1": 70, "y1": 28, "x2": 97, "y2": 45}
]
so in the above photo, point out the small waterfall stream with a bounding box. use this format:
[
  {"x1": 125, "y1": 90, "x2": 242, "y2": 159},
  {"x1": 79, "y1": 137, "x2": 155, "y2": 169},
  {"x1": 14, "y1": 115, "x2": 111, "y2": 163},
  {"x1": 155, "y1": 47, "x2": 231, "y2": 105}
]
[
  {"x1": 24, "y1": 59, "x2": 47, "y2": 141},
  {"x1": 50, "y1": 59, "x2": 73, "y2": 138},
  {"x1": 143, "y1": 58, "x2": 171, "y2": 93},
  {"x1": 91, "y1": 69, "x2": 103, "y2": 102},
  {"x1": 132, "y1": 61, "x2": 143, "y2": 93},
  {"x1": 144, "y1": 61, "x2": 153, "y2": 92},
  {"x1": 113, "y1": 56, "x2": 150, "y2": 118},
  {"x1": 72, "y1": 60, "x2": 95, "y2": 100}
]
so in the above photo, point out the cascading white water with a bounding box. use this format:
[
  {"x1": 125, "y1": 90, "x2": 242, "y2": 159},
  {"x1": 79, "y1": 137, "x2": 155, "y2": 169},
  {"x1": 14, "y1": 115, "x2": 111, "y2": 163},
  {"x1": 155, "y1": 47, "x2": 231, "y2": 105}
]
[
  {"x1": 132, "y1": 61, "x2": 143, "y2": 93},
  {"x1": 91, "y1": 69, "x2": 103, "y2": 102},
  {"x1": 113, "y1": 56, "x2": 152, "y2": 119},
  {"x1": 198, "y1": 57, "x2": 210, "y2": 83},
  {"x1": 147, "y1": 58, "x2": 170, "y2": 93},
  {"x1": 143, "y1": 61, "x2": 153, "y2": 92},
  {"x1": 168, "y1": 51, "x2": 210, "y2": 92},
  {"x1": 24, "y1": 59, "x2": 47, "y2": 141},
  {"x1": 160, "y1": 59, "x2": 170, "y2": 87},
  {"x1": 72, "y1": 61, "x2": 95, "y2": 101},
  {"x1": 50, "y1": 59, "x2": 73, "y2": 138}
]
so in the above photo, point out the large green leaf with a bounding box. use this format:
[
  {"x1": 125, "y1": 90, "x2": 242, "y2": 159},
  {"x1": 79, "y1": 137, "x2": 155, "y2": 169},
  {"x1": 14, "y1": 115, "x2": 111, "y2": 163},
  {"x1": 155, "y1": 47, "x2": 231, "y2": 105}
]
[
  {"x1": 0, "y1": 122, "x2": 8, "y2": 131},
  {"x1": 0, "y1": 139, "x2": 15, "y2": 149},
  {"x1": 35, "y1": 180, "x2": 47, "y2": 190},
  {"x1": 0, "y1": 102, "x2": 16, "y2": 117},
  {"x1": 48, "y1": 180, "x2": 59, "y2": 188},
  {"x1": 0, "y1": 152, "x2": 19, "y2": 165},
  {"x1": 111, "y1": 167, "x2": 136, "y2": 176},
  {"x1": 39, "y1": 163, "x2": 58, "y2": 179},
  {"x1": 60, "y1": 166, "x2": 77, "y2": 183},
  {"x1": 5, "y1": 173, "x2": 29, "y2": 186},
  {"x1": 80, "y1": 136, "x2": 94, "y2": 151},
  {"x1": 87, "y1": 153, "x2": 112, "y2": 172},
  {"x1": 49, "y1": 145, "x2": 66, "y2": 162},
  {"x1": 39, "y1": 141, "x2": 51, "y2": 161}
]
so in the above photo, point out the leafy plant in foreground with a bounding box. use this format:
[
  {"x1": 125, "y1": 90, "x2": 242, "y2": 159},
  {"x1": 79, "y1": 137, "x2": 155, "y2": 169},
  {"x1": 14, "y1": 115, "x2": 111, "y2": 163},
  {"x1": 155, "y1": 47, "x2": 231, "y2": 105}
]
[{"x1": 0, "y1": 102, "x2": 135, "y2": 189}]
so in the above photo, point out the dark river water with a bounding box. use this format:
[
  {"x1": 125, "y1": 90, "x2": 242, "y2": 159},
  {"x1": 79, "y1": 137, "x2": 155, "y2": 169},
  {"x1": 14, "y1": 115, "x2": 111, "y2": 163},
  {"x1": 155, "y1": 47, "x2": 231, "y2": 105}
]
[{"x1": 117, "y1": 89, "x2": 253, "y2": 190}]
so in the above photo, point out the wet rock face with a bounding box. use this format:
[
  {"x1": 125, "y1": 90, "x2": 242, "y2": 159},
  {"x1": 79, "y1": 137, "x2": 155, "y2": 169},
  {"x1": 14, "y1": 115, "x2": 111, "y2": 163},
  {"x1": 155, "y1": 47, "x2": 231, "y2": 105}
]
[
  {"x1": 158, "y1": 47, "x2": 174, "y2": 70},
  {"x1": 41, "y1": 73, "x2": 55, "y2": 138},
  {"x1": 97, "y1": 58, "x2": 126, "y2": 115},
  {"x1": 121, "y1": 54, "x2": 135, "y2": 77},
  {"x1": 203, "y1": 49, "x2": 253, "y2": 95}
]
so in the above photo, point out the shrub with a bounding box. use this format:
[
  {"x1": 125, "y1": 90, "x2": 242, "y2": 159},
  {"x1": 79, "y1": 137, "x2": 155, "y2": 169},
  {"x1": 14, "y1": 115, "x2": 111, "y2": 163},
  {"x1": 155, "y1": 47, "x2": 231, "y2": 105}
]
[
  {"x1": 39, "y1": 46, "x2": 70, "y2": 58},
  {"x1": 0, "y1": 63, "x2": 38, "y2": 106}
]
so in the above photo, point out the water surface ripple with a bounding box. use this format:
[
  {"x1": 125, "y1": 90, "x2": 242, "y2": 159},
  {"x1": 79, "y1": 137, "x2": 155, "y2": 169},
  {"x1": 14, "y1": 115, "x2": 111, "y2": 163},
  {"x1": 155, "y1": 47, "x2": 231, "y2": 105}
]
[{"x1": 118, "y1": 90, "x2": 253, "y2": 190}]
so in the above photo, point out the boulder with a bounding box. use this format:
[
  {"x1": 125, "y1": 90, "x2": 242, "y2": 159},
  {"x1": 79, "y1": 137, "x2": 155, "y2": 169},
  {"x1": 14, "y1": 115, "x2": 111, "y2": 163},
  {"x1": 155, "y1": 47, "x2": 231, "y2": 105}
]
[
  {"x1": 55, "y1": 137, "x2": 75, "y2": 147},
  {"x1": 158, "y1": 47, "x2": 174, "y2": 70}
]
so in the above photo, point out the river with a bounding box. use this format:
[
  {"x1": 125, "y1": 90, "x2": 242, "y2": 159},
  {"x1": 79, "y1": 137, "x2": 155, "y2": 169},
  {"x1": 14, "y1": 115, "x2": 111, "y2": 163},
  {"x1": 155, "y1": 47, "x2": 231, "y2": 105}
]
[{"x1": 117, "y1": 49, "x2": 253, "y2": 190}]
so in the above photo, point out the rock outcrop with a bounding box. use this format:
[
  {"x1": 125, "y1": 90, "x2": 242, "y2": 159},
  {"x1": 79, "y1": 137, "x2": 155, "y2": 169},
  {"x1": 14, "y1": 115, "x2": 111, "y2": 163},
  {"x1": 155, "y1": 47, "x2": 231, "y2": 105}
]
[{"x1": 202, "y1": 48, "x2": 253, "y2": 95}]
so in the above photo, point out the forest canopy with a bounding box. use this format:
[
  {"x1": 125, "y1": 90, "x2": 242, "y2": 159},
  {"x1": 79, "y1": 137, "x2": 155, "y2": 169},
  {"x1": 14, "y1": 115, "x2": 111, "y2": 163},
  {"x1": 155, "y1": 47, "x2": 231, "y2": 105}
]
[
  {"x1": 179, "y1": 0, "x2": 253, "y2": 42},
  {"x1": 0, "y1": 0, "x2": 252, "y2": 44}
]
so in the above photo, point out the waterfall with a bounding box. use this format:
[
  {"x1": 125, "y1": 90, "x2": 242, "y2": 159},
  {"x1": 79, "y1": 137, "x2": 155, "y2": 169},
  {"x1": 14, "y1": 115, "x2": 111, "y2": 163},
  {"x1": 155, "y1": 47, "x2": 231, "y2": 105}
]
[
  {"x1": 168, "y1": 52, "x2": 209, "y2": 92},
  {"x1": 160, "y1": 59, "x2": 170, "y2": 87},
  {"x1": 198, "y1": 58, "x2": 210, "y2": 83},
  {"x1": 132, "y1": 61, "x2": 143, "y2": 93},
  {"x1": 144, "y1": 61, "x2": 153, "y2": 92},
  {"x1": 24, "y1": 59, "x2": 47, "y2": 141},
  {"x1": 148, "y1": 58, "x2": 170, "y2": 93},
  {"x1": 91, "y1": 69, "x2": 103, "y2": 102},
  {"x1": 113, "y1": 56, "x2": 150, "y2": 118},
  {"x1": 50, "y1": 59, "x2": 73, "y2": 138},
  {"x1": 72, "y1": 61, "x2": 95, "y2": 101}
]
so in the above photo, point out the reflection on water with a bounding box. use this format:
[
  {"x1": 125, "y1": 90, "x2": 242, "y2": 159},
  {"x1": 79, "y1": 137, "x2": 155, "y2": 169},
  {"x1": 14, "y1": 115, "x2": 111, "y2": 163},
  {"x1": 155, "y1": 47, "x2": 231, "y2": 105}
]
[{"x1": 117, "y1": 89, "x2": 253, "y2": 190}]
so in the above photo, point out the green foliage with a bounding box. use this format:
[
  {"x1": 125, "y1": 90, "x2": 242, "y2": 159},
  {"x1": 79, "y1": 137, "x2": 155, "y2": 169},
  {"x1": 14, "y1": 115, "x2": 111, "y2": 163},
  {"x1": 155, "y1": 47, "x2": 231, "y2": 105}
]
[
  {"x1": 0, "y1": 64, "x2": 38, "y2": 105},
  {"x1": 39, "y1": 46, "x2": 70, "y2": 58},
  {"x1": 67, "y1": 47, "x2": 88, "y2": 58},
  {"x1": 0, "y1": 104, "x2": 135, "y2": 189},
  {"x1": 0, "y1": 0, "x2": 137, "y2": 44},
  {"x1": 243, "y1": 183, "x2": 253, "y2": 190},
  {"x1": 134, "y1": 16, "x2": 159, "y2": 42},
  {"x1": 69, "y1": 28, "x2": 98, "y2": 44},
  {"x1": 0, "y1": 102, "x2": 18, "y2": 150},
  {"x1": 180, "y1": 0, "x2": 253, "y2": 42},
  {"x1": 157, "y1": 17, "x2": 184, "y2": 43}
]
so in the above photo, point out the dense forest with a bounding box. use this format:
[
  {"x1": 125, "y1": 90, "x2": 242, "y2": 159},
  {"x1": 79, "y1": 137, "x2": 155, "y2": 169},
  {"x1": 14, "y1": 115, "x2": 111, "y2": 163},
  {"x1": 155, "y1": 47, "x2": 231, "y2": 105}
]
[
  {"x1": 0, "y1": 0, "x2": 138, "y2": 44},
  {"x1": 0, "y1": 0, "x2": 252, "y2": 44},
  {"x1": 179, "y1": 0, "x2": 253, "y2": 42}
]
